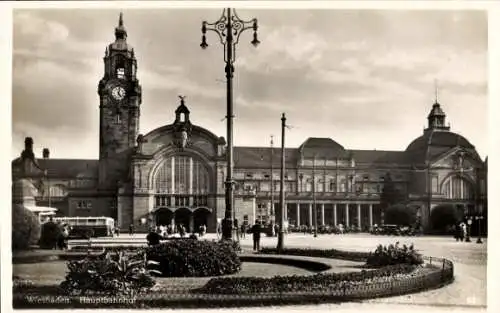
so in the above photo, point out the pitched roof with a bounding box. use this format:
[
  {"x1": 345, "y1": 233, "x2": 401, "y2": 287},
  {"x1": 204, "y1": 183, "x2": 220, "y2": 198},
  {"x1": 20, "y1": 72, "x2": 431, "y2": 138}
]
[
  {"x1": 298, "y1": 137, "x2": 347, "y2": 159},
  {"x1": 32, "y1": 159, "x2": 99, "y2": 179},
  {"x1": 234, "y1": 147, "x2": 298, "y2": 168},
  {"x1": 348, "y1": 150, "x2": 409, "y2": 164}
]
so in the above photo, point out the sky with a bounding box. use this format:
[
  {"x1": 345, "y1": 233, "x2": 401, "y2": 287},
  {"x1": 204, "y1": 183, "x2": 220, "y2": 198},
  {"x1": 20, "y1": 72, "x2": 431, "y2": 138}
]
[{"x1": 11, "y1": 8, "x2": 488, "y2": 160}]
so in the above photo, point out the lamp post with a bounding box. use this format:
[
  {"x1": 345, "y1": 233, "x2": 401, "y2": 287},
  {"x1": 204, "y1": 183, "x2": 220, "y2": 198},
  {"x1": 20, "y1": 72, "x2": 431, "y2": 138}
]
[
  {"x1": 201, "y1": 8, "x2": 260, "y2": 241},
  {"x1": 270, "y1": 135, "x2": 275, "y2": 227},
  {"x1": 313, "y1": 154, "x2": 318, "y2": 237},
  {"x1": 277, "y1": 113, "x2": 286, "y2": 252}
]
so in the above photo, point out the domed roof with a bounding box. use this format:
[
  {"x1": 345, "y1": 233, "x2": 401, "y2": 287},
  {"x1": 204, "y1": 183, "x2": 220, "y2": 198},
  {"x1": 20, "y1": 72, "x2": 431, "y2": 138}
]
[
  {"x1": 405, "y1": 130, "x2": 476, "y2": 164},
  {"x1": 299, "y1": 137, "x2": 348, "y2": 159}
]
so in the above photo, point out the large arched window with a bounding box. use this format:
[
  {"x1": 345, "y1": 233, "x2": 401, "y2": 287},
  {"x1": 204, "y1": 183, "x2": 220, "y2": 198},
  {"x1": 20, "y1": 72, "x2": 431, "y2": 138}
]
[
  {"x1": 154, "y1": 155, "x2": 210, "y2": 195},
  {"x1": 442, "y1": 176, "x2": 475, "y2": 200}
]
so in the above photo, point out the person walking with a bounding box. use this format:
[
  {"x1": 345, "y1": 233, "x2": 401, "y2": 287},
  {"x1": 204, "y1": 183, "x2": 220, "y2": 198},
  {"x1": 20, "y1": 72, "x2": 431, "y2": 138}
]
[
  {"x1": 251, "y1": 221, "x2": 262, "y2": 252},
  {"x1": 241, "y1": 224, "x2": 246, "y2": 239},
  {"x1": 129, "y1": 223, "x2": 135, "y2": 236}
]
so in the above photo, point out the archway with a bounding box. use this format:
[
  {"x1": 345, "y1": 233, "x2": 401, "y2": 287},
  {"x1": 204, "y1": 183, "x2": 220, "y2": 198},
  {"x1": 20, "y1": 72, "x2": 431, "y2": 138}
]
[
  {"x1": 193, "y1": 207, "x2": 211, "y2": 232},
  {"x1": 174, "y1": 207, "x2": 191, "y2": 231},
  {"x1": 155, "y1": 208, "x2": 173, "y2": 226}
]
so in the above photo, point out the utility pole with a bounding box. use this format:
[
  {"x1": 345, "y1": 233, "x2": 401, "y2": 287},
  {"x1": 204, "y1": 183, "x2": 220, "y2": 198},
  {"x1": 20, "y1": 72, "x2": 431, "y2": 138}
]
[{"x1": 277, "y1": 113, "x2": 286, "y2": 252}]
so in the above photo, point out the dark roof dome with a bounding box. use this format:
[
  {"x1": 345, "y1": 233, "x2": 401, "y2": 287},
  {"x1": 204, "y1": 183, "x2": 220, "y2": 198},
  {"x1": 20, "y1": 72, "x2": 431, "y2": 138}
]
[
  {"x1": 299, "y1": 137, "x2": 347, "y2": 159},
  {"x1": 405, "y1": 130, "x2": 476, "y2": 164}
]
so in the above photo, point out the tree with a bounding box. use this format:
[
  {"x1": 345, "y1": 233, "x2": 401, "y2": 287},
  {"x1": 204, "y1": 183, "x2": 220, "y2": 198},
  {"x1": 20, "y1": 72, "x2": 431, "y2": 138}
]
[
  {"x1": 430, "y1": 204, "x2": 459, "y2": 232},
  {"x1": 380, "y1": 172, "x2": 406, "y2": 210},
  {"x1": 12, "y1": 204, "x2": 41, "y2": 250},
  {"x1": 384, "y1": 204, "x2": 415, "y2": 226}
]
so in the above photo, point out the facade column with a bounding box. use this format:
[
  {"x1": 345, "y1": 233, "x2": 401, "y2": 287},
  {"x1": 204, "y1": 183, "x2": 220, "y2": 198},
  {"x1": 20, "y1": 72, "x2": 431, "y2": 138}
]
[
  {"x1": 333, "y1": 203, "x2": 337, "y2": 226},
  {"x1": 189, "y1": 158, "x2": 193, "y2": 194},
  {"x1": 308, "y1": 203, "x2": 313, "y2": 227},
  {"x1": 189, "y1": 213, "x2": 194, "y2": 233},
  {"x1": 320, "y1": 203, "x2": 325, "y2": 226},
  {"x1": 171, "y1": 157, "x2": 175, "y2": 192},
  {"x1": 296, "y1": 203, "x2": 300, "y2": 226},
  {"x1": 345, "y1": 204, "x2": 349, "y2": 227},
  {"x1": 171, "y1": 157, "x2": 175, "y2": 206},
  {"x1": 357, "y1": 203, "x2": 361, "y2": 229},
  {"x1": 369, "y1": 204, "x2": 373, "y2": 227}
]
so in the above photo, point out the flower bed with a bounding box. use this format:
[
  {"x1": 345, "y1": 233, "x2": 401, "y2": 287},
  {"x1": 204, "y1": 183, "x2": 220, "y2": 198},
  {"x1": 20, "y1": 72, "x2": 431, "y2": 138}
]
[
  {"x1": 197, "y1": 263, "x2": 416, "y2": 294},
  {"x1": 259, "y1": 247, "x2": 369, "y2": 262}
]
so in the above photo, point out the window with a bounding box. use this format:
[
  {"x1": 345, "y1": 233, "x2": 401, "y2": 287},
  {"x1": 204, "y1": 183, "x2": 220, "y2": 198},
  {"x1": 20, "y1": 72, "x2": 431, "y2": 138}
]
[
  {"x1": 431, "y1": 176, "x2": 438, "y2": 193},
  {"x1": 117, "y1": 68, "x2": 125, "y2": 79},
  {"x1": 246, "y1": 173, "x2": 253, "y2": 179},
  {"x1": 363, "y1": 175, "x2": 369, "y2": 180},
  {"x1": 264, "y1": 174, "x2": 270, "y2": 179},
  {"x1": 77, "y1": 200, "x2": 92, "y2": 209},
  {"x1": 329, "y1": 180, "x2": 336, "y2": 192}
]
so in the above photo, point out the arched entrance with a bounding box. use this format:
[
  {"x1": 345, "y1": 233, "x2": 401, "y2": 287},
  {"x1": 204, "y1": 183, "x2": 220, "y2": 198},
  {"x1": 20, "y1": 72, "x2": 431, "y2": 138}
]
[
  {"x1": 193, "y1": 207, "x2": 211, "y2": 231},
  {"x1": 156, "y1": 208, "x2": 173, "y2": 226},
  {"x1": 174, "y1": 207, "x2": 191, "y2": 231}
]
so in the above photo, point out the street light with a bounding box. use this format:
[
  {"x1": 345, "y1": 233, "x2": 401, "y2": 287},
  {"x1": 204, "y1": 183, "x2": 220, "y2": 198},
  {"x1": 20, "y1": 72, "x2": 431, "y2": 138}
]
[
  {"x1": 313, "y1": 154, "x2": 318, "y2": 237},
  {"x1": 201, "y1": 8, "x2": 260, "y2": 241},
  {"x1": 277, "y1": 113, "x2": 287, "y2": 252}
]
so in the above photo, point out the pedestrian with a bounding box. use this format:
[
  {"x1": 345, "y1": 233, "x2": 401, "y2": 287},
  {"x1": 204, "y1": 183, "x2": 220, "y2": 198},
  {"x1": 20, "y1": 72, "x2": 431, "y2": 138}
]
[
  {"x1": 461, "y1": 222, "x2": 467, "y2": 241},
  {"x1": 454, "y1": 223, "x2": 461, "y2": 241},
  {"x1": 251, "y1": 220, "x2": 262, "y2": 252},
  {"x1": 241, "y1": 224, "x2": 246, "y2": 239},
  {"x1": 129, "y1": 223, "x2": 135, "y2": 236},
  {"x1": 216, "y1": 223, "x2": 222, "y2": 239}
]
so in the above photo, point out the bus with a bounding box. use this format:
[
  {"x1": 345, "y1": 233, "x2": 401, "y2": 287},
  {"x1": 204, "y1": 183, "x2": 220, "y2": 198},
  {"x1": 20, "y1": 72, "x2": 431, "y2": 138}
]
[{"x1": 52, "y1": 216, "x2": 115, "y2": 238}]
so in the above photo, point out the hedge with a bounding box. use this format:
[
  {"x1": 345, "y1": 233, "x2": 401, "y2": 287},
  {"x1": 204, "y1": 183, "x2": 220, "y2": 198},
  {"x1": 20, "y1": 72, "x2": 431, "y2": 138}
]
[
  {"x1": 12, "y1": 204, "x2": 41, "y2": 251},
  {"x1": 146, "y1": 239, "x2": 241, "y2": 277}
]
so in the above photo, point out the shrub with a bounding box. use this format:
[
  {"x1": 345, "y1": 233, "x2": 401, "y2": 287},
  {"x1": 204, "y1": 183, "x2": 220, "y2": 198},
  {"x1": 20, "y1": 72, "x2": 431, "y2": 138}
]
[
  {"x1": 366, "y1": 242, "x2": 423, "y2": 267},
  {"x1": 147, "y1": 239, "x2": 241, "y2": 277},
  {"x1": 198, "y1": 263, "x2": 416, "y2": 294},
  {"x1": 60, "y1": 249, "x2": 158, "y2": 296},
  {"x1": 259, "y1": 248, "x2": 369, "y2": 262},
  {"x1": 39, "y1": 220, "x2": 62, "y2": 249},
  {"x1": 384, "y1": 204, "x2": 415, "y2": 226},
  {"x1": 430, "y1": 204, "x2": 460, "y2": 232},
  {"x1": 12, "y1": 204, "x2": 41, "y2": 250}
]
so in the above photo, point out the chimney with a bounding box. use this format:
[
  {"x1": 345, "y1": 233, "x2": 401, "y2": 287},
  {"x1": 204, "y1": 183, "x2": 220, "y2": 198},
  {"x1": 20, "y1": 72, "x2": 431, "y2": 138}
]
[
  {"x1": 24, "y1": 137, "x2": 33, "y2": 151},
  {"x1": 43, "y1": 148, "x2": 50, "y2": 159}
]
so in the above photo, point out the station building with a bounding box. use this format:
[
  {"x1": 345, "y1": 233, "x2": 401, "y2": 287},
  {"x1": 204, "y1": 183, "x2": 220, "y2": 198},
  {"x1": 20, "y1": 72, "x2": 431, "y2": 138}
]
[{"x1": 12, "y1": 15, "x2": 487, "y2": 233}]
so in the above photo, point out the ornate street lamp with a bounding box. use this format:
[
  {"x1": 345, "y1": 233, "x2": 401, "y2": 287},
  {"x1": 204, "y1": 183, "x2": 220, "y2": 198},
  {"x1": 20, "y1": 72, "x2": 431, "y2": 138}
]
[{"x1": 201, "y1": 8, "x2": 260, "y2": 240}]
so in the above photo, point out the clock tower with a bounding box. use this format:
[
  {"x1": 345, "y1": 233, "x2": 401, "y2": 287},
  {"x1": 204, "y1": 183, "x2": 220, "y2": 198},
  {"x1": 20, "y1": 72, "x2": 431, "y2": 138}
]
[{"x1": 98, "y1": 13, "x2": 142, "y2": 189}]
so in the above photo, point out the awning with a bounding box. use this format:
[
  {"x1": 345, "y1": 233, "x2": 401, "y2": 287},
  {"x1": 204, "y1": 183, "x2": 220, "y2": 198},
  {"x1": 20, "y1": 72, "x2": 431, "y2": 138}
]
[{"x1": 24, "y1": 205, "x2": 58, "y2": 214}]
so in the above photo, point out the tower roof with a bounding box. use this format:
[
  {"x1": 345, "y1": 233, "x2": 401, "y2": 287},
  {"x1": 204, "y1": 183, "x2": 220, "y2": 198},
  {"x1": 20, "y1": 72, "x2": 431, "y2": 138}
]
[{"x1": 427, "y1": 102, "x2": 446, "y2": 119}]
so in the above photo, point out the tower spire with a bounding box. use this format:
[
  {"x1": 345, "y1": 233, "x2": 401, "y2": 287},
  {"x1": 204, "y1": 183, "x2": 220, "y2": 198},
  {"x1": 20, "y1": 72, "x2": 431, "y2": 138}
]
[
  {"x1": 434, "y1": 79, "x2": 439, "y2": 104},
  {"x1": 114, "y1": 12, "x2": 127, "y2": 40}
]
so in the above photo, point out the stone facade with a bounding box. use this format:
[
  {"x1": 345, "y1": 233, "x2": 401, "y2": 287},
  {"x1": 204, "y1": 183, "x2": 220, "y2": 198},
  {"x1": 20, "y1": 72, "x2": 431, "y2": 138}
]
[{"x1": 11, "y1": 14, "x2": 488, "y2": 234}]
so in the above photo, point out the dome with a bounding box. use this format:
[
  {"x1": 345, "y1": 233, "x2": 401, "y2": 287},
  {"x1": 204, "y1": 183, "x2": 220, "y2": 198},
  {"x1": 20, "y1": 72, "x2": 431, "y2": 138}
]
[
  {"x1": 299, "y1": 137, "x2": 347, "y2": 159},
  {"x1": 405, "y1": 130, "x2": 476, "y2": 164}
]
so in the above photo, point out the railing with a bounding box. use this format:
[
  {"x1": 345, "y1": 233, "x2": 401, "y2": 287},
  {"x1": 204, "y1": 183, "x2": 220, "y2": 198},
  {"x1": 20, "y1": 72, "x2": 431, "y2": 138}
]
[{"x1": 154, "y1": 194, "x2": 209, "y2": 208}]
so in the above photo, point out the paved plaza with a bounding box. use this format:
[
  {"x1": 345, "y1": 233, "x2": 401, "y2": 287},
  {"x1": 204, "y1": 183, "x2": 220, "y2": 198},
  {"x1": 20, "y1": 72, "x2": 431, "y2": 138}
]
[{"x1": 99, "y1": 232, "x2": 487, "y2": 310}]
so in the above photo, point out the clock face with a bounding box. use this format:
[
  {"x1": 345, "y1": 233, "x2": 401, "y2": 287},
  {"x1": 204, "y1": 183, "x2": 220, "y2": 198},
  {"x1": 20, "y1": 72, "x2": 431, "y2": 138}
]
[{"x1": 111, "y1": 86, "x2": 126, "y2": 101}]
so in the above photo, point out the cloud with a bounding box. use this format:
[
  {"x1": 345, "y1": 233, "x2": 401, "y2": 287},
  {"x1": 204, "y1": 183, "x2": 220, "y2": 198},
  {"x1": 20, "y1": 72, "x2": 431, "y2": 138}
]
[{"x1": 11, "y1": 9, "x2": 488, "y2": 160}]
